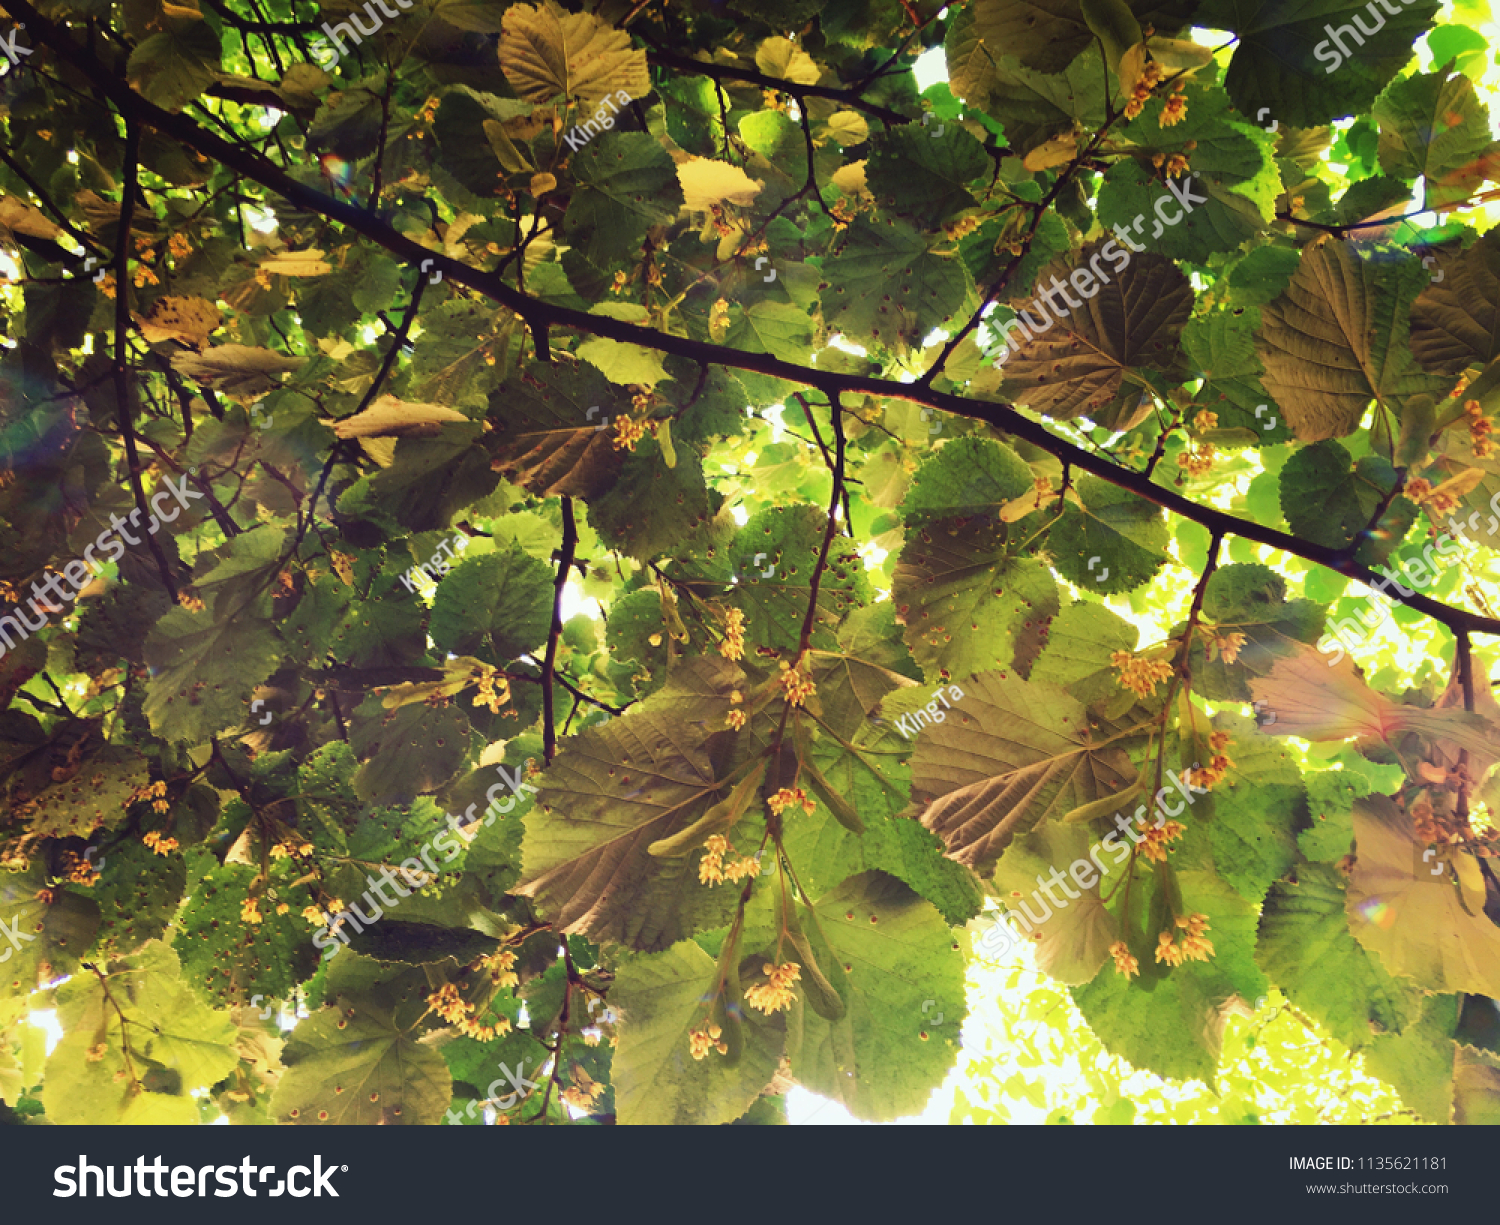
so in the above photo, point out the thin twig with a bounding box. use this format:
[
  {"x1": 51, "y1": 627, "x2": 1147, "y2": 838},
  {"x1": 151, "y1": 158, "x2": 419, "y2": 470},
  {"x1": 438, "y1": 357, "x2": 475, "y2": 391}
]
[
  {"x1": 112, "y1": 119, "x2": 178, "y2": 601},
  {"x1": 543, "y1": 497, "x2": 579, "y2": 763}
]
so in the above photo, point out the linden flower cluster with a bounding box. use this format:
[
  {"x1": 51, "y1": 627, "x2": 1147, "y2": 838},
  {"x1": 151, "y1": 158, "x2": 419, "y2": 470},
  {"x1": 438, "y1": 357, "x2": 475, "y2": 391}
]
[
  {"x1": 689, "y1": 1021, "x2": 727, "y2": 1059},
  {"x1": 142, "y1": 829, "x2": 179, "y2": 856},
  {"x1": 1124, "y1": 59, "x2": 1164, "y2": 121},
  {"x1": 131, "y1": 779, "x2": 170, "y2": 815},
  {"x1": 778, "y1": 657, "x2": 816, "y2": 707},
  {"x1": 1464, "y1": 399, "x2": 1496, "y2": 459},
  {"x1": 1160, "y1": 83, "x2": 1188, "y2": 126},
  {"x1": 1109, "y1": 940, "x2": 1140, "y2": 979},
  {"x1": 1151, "y1": 149, "x2": 1191, "y2": 177},
  {"x1": 1156, "y1": 913, "x2": 1214, "y2": 966},
  {"x1": 241, "y1": 897, "x2": 263, "y2": 925},
  {"x1": 719, "y1": 607, "x2": 746, "y2": 662},
  {"x1": 63, "y1": 851, "x2": 100, "y2": 886},
  {"x1": 1111, "y1": 650, "x2": 1175, "y2": 699},
  {"x1": 767, "y1": 787, "x2": 817, "y2": 817},
  {"x1": 1178, "y1": 441, "x2": 1215, "y2": 476},
  {"x1": 1138, "y1": 814, "x2": 1186, "y2": 863},
  {"x1": 699, "y1": 834, "x2": 759, "y2": 886},
  {"x1": 302, "y1": 905, "x2": 328, "y2": 926},
  {"x1": 1402, "y1": 476, "x2": 1460, "y2": 518},
  {"x1": 270, "y1": 839, "x2": 314, "y2": 860},
  {"x1": 428, "y1": 982, "x2": 510, "y2": 1042},
  {"x1": 477, "y1": 949, "x2": 520, "y2": 990},
  {"x1": 612, "y1": 415, "x2": 649, "y2": 452},
  {"x1": 471, "y1": 667, "x2": 511, "y2": 714},
  {"x1": 1203, "y1": 627, "x2": 1247, "y2": 665},
  {"x1": 1181, "y1": 731, "x2": 1236, "y2": 791},
  {"x1": 745, "y1": 962, "x2": 801, "y2": 1014}
]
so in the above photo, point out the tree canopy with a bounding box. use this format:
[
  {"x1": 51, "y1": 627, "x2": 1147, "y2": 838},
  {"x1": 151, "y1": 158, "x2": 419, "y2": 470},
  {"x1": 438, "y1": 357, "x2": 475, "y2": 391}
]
[{"x1": 3, "y1": 0, "x2": 1500, "y2": 1126}]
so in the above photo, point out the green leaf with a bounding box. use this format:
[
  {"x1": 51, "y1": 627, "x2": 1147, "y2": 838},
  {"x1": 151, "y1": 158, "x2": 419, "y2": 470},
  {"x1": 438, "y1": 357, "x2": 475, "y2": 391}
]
[
  {"x1": 1373, "y1": 66, "x2": 1497, "y2": 210},
  {"x1": 910, "y1": 670, "x2": 1138, "y2": 871},
  {"x1": 610, "y1": 939, "x2": 785, "y2": 1125},
  {"x1": 142, "y1": 606, "x2": 282, "y2": 743},
  {"x1": 563, "y1": 133, "x2": 683, "y2": 268},
  {"x1": 515, "y1": 706, "x2": 747, "y2": 950},
  {"x1": 723, "y1": 301, "x2": 816, "y2": 363},
  {"x1": 1347, "y1": 795, "x2": 1500, "y2": 997},
  {"x1": 785, "y1": 710, "x2": 983, "y2": 924},
  {"x1": 1362, "y1": 992, "x2": 1458, "y2": 1122},
  {"x1": 821, "y1": 217, "x2": 972, "y2": 351},
  {"x1": 127, "y1": 21, "x2": 222, "y2": 112},
  {"x1": 176, "y1": 863, "x2": 319, "y2": 1007},
  {"x1": 866, "y1": 124, "x2": 989, "y2": 228},
  {"x1": 1201, "y1": 0, "x2": 1443, "y2": 128},
  {"x1": 1029, "y1": 599, "x2": 1139, "y2": 706},
  {"x1": 1097, "y1": 158, "x2": 1272, "y2": 267},
  {"x1": 270, "y1": 999, "x2": 453, "y2": 1124},
  {"x1": 44, "y1": 941, "x2": 235, "y2": 1123},
  {"x1": 1183, "y1": 564, "x2": 1326, "y2": 703},
  {"x1": 1048, "y1": 476, "x2": 1170, "y2": 595},
  {"x1": 729, "y1": 504, "x2": 865, "y2": 652},
  {"x1": 1279, "y1": 440, "x2": 1399, "y2": 551},
  {"x1": 24, "y1": 748, "x2": 147, "y2": 840},
  {"x1": 1255, "y1": 243, "x2": 1449, "y2": 441},
  {"x1": 902, "y1": 437, "x2": 1036, "y2": 523},
  {"x1": 429, "y1": 544, "x2": 555, "y2": 658},
  {"x1": 781, "y1": 871, "x2": 965, "y2": 1121},
  {"x1": 892, "y1": 522, "x2": 1059, "y2": 684},
  {"x1": 1071, "y1": 869, "x2": 1260, "y2": 1084},
  {"x1": 1257, "y1": 864, "x2": 1423, "y2": 1050},
  {"x1": 0, "y1": 865, "x2": 100, "y2": 999},
  {"x1": 350, "y1": 700, "x2": 474, "y2": 804},
  {"x1": 589, "y1": 441, "x2": 725, "y2": 561},
  {"x1": 1205, "y1": 713, "x2": 1302, "y2": 901}
]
